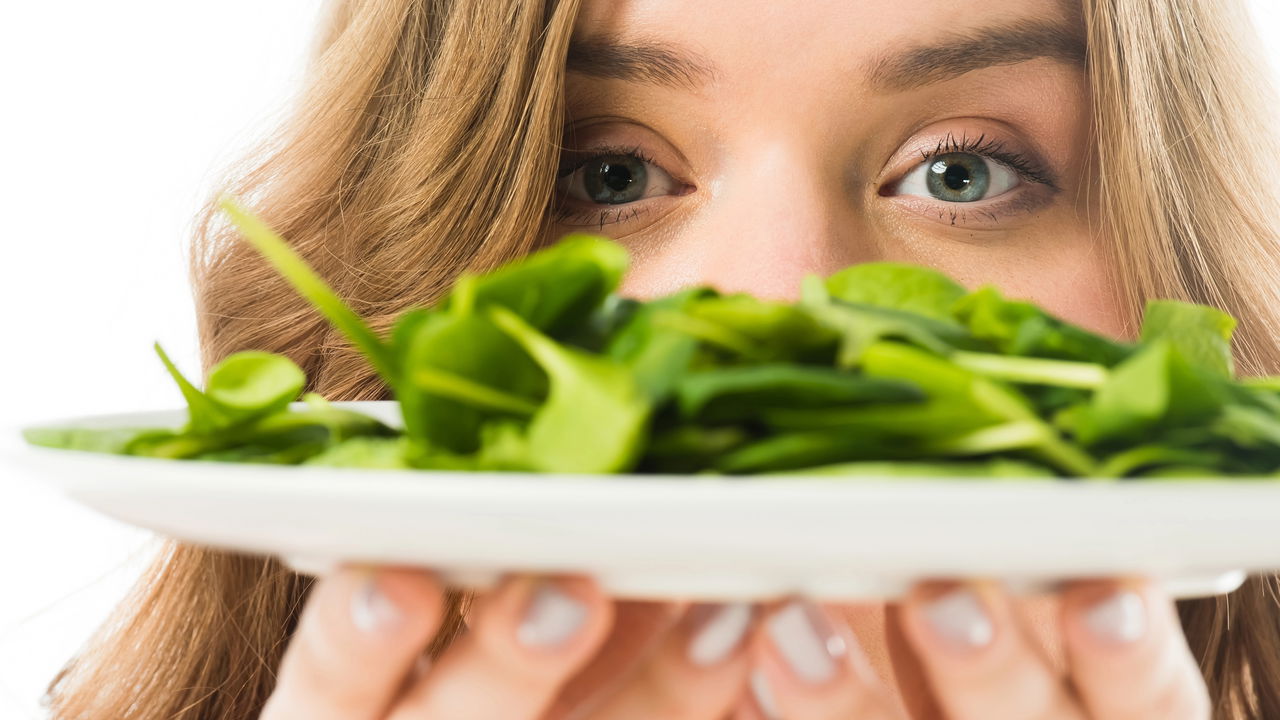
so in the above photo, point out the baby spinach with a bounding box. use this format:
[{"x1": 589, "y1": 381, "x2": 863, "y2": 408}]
[{"x1": 25, "y1": 199, "x2": 1280, "y2": 480}]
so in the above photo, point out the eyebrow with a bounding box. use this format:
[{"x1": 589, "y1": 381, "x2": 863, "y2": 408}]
[
  {"x1": 565, "y1": 37, "x2": 715, "y2": 90},
  {"x1": 565, "y1": 18, "x2": 1085, "y2": 93},
  {"x1": 864, "y1": 18, "x2": 1086, "y2": 92}
]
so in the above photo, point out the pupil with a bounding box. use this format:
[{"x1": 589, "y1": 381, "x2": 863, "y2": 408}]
[
  {"x1": 943, "y1": 164, "x2": 970, "y2": 190},
  {"x1": 601, "y1": 162, "x2": 634, "y2": 192},
  {"x1": 584, "y1": 155, "x2": 648, "y2": 204}
]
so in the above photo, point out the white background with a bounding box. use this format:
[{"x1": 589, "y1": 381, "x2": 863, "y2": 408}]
[{"x1": 1, "y1": 2, "x2": 1279, "y2": 718}]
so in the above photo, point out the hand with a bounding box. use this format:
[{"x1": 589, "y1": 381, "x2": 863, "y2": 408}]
[
  {"x1": 748, "y1": 578, "x2": 1211, "y2": 719},
  {"x1": 258, "y1": 566, "x2": 761, "y2": 720}
]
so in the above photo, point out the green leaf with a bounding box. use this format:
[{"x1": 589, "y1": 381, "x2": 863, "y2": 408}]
[
  {"x1": 154, "y1": 343, "x2": 305, "y2": 434},
  {"x1": 21, "y1": 426, "x2": 170, "y2": 454},
  {"x1": 153, "y1": 342, "x2": 232, "y2": 433},
  {"x1": 606, "y1": 287, "x2": 714, "y2": 402},
  {"x1": 641, "y1": 425, "x2": 751, "y2": 473},
  {"x1": 410, "y1": 365, "x2": 539, "y2": 417},
  {"x1": 770, "y1": 457, "x2": 1057, "y2": 478},
  {"x1": 1140, "y1": 299, "x2": 1236, "y2": 377},
  {"x1": 1212, "y1": 405, "x2": 1280, "y2": 450},
  {"x1": 676, "y1": 364, "x2": 923, "y2": 422},
  {"x1": 951, "y1": 286, "x2": 1133, "y2": 365},
  {"x1": 715, "y1": 431, "x2": 905, "y2": 474},
  {"x1": 859, "y1": 342, "x2": 1097, "y2": 475},
  {"x1": 303, "y1": 437, "x2": 413, "y2": 469},
  {"x1": 398, "y1": 311, "x2": 546, "y2": 454},
  {"x1": 205, "y1": 351, "x2": 306, "y2": 418},
  {"x1": 125, "y1": 405, "x2": 396, "y2": 460},
  {"x1": 801, "y1": 276, "x2": 974, "y2": 367},
  {"x1": 763, "y1": 401, "x2": 992, "y2": 437},
  {"x1": 1097, "y1": 444, "x2": 1227, "y2": 478},
  {"x1": 488, "y1": 305, "x2": 652, "y2": 473},
  {"x1": 1073, "y1": 341, "x2": 1228, "y2": 446},
  {"x1": 445, "y1": 233, "x2": 629, "y2": 336},
  {"x1": 823, "y1": 262, "x2": 967, "y2": 322},
  {"x1": 683, "y1": 294, "x2": 839, "y2": 363}
]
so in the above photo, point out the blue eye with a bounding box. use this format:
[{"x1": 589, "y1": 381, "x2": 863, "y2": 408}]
[{"x1": 897, "y1": 152, "x2": 1020, "y2": 203}]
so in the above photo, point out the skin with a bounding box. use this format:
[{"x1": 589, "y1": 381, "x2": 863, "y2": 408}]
[{"x1": 260, "y1": 1, "x2": 1210, "y2": 718}]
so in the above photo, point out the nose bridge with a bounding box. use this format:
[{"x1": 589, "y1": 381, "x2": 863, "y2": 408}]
[{"x1": 691, "y1": 140, "x2": 869, "y2": 301}]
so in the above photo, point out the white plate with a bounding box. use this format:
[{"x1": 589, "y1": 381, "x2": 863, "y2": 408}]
[{"x1": 7, "y1": 401, "x2": 1275, "y2": 601}]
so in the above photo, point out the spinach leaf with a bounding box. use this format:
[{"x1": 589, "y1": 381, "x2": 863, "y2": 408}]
[
  {"x1": 33, "y1": 201, "x2": 1280, "y2": 481},
  {"x1": 303, "y1": 436, "x2": 413, "y2": 469},
  {"x1": 676, "y1": 364, "x2": 923, "y2": 423},
  {"x1": 801, "y1": 276, "x2": 975, "y2": 366},
  {"x1": 488, "y1": 306, "x2": 652, "y2": 473},
  {"x1": 442, "y1": 233, "x2": 628, "y2": 336},
  {"x1": 823, "y1": 262, "x2": 967, "y2": 322},
  {"x1": 22, "y1": 426, "x2": 171, "y2": 454},
  {"x1": 773, "y1": 457, "x2": 1057, "y2": 478},
  {"x1": 951, "y1": 286, "x2": 1133, "y2": 365},
  {"x1": 398, "y1": 310, "x2": 546, "y2": 454},
  {"x1": 682, "y1": 294, "x2": 839, "y2": 363},
  {"x1": 1070, "y1": 341, "x2": 1229, "y2": 446},
  {"x1": 1139, "y1": 299, "x2": 1236, "y2": 377},
  {"x1": 154, "y1": 342, "x2": 305, "y2": 434},
  {"x1": 606, "y1": 287, "x2": 714, "y2": 403},
  {"x1": 715, "y1": 430, "x2": 909, "y2": 474}
]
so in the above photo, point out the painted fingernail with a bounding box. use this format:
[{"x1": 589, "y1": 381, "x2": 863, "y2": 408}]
[
  {"x1": 766, "y1": 599, "x2": 848, "y2": 684},
  {"x1": 1084, "y1": 589, "x2": 1147, "y2": 644},
  {"x1": 516, "y1": 580, "x2": 587, "y2": 648},
  {"x1": 687, "y1": 603, "x2": 753, "y2": 667},
  {"x1": 924, "y1": 586, "x2": 995, "y2": 650},
  {"x1": 351, "y1": 573, "x2": 403, "y2": 633},
  {"x1": 750, "y1": 669, "x2": 783, "y2": 720}
]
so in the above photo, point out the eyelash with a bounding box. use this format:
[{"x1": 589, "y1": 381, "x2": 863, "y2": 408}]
[
  {"x1": 919, "y1": 131, "x2": 1058, "y2": 190},
  {"x1": 552, "y1": 144, "x2": 663, "y2": 228}
]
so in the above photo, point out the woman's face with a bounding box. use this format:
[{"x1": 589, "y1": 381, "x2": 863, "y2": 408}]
[{"x1": 551, "y1": 0, "x2": 1130, "y2": 339}]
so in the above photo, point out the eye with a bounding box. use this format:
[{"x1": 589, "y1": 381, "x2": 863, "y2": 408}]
[
  {"x1": 896, "y1": 151, "x2": 1020, "y2": 203},
  {"x1": 556, "y1": 151, "x2": 684, "y2": 206}
]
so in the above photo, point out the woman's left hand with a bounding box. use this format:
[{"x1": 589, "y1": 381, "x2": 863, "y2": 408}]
[{"x1": 745, "y1": 578, "x2": 1211, "y2": 720}]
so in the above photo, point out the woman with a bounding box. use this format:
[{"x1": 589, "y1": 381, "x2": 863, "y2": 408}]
[{"x1": 43, "y1": 0, "x2": 1280, "y2": 717}]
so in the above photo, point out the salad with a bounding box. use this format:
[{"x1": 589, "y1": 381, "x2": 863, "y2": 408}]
[{"x1": 23, "y1": 198, "x2": 1280, "y2": 479}]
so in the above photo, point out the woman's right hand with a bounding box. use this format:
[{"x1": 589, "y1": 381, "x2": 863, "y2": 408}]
[{"x1": 259, "y1": 566, "x2": 760, "y2": 720}]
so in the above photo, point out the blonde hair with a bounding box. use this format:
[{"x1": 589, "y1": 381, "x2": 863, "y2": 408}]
[{"x1": 44, "y1": 0, "x2": 1280, "y2": 717}]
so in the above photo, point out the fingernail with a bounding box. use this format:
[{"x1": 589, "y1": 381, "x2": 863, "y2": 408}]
[
  {"x1": 750, "y1": 669, "x2": 782, "y2": 720},
  {"x1": 687, "y1": 603, "x2": 753, "y2": 667},
  {"x1": 1084, "y1": 589, "x2": 1147, "y2": 644},
  {"x1": 351, "y1": 573, "x2": 403, "y2": 633},
  {"x1": 516, "y1": 580, "x2": 587, "y2": 648},
  {"x1": 923, "y1": 586, "x2": 995, "y2": 650},
  {"x1": 766, "y1": 599, "x2": 847, "y2": 684}
]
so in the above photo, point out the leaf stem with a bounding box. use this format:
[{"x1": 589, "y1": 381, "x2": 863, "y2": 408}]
[
  {"x1": 410, "y1": 366, "x2": 539, "y2": 417},
  {"x1": 950, "y1": 351, "x2": 1108, "y2": 389},
  {"x1": 218, "y1": 196, "x2": 398, "y2": 382}
]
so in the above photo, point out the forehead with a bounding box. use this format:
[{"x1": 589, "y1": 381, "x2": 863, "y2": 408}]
[{"x1": 571, "y1": 0, "x2": 1081, "y2": 95}]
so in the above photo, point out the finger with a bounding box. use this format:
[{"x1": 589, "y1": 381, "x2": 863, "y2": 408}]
[
  {"x1": 899, "y1": 580, "x2": 1086, "y2": 720},
  {"x1": 752, "y1": 598, "x2": 904, "y2": 719},
  {"x1": 261, "y1": 565, "x2": 445, "y2": 720},
  {"x1": 577, "y1": 602, "x2": 756, "y2": 719},
  {"x1": 1061, "y1": 578, "x2": 1211, "y2": 719},
  {"x1": 544, "y1": 600, "x2": 685, "y2": 717},
  {"x1": 882, "y1": 602, "x2": 947, "y2": 720},
  {"x1": 387, "y1": 574, "x2": 612, "y2": 720}
]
